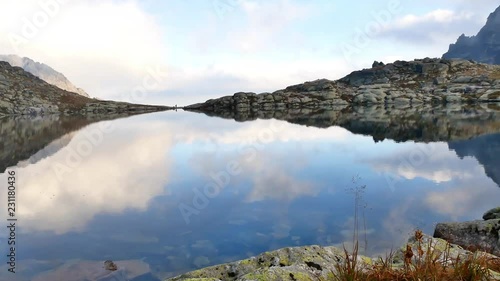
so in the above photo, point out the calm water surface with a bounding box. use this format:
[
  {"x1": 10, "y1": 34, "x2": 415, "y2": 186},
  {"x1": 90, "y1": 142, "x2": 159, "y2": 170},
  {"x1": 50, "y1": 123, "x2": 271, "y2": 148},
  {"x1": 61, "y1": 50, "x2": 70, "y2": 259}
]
[{"x1": 0, "y1": 111, "x2": 499, "y2": 280}]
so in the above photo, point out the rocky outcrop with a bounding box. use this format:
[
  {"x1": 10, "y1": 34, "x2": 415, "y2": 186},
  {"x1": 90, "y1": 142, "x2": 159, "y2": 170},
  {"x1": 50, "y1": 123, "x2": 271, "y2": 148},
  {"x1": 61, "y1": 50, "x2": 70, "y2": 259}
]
[
  {"x1": 434, "y1": 208, "x2": 500, "y2": 256},
  {"x1": 0, "y1": 54, "x2": 90, "y2": 97},
  {"x1": 186, "y1": 58, "x2": 500, "y2": 113},
  {"x1": 443, "y1": 5, "x2": 500, "y2": 64},
  {"x1": 434, "y1": 220, "x2": 500, "y2": 256},
  {"x1": 0, "y1": 61, "x2": 171, "y2": 116},
  {"x1": 167, "y1": 235, "x2": 499, "y2": 280},
  {"x1": 484, "y1": 207, "x2": 500, "y2": 220}
]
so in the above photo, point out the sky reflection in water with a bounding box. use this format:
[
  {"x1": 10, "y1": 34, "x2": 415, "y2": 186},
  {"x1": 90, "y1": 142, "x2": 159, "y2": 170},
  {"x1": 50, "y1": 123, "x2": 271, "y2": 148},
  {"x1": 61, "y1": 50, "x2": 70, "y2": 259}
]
[{"x1": 0, "y1": 111, "x2": 498, "y2": 280}]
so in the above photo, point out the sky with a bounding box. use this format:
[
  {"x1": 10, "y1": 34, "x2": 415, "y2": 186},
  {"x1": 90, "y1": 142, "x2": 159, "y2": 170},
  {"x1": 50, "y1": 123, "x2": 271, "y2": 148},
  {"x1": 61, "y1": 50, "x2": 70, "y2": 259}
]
[{"x1": 0, "y1": 0, "x2": 498, "y2": 106}]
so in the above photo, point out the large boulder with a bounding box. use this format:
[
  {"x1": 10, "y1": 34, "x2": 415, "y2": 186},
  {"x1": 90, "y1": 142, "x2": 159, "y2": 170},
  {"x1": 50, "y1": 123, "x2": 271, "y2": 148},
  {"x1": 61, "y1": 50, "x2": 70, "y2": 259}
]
[
  {"x1": 433, "y1": 219, "x2": 500, "y2": 256},
  {"x1": 484, "y1": 207, "x2": 500, "y2": 220}
]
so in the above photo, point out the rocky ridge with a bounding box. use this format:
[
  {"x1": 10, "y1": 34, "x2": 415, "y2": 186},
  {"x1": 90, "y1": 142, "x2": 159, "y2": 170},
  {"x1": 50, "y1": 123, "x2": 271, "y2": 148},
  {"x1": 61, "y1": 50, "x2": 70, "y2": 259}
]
[
  {"x1": 0, "y1": 61, "x2": 171, "y2": 116},
  {"x1": 0, "y1": 54, "x2": 90, "y2": 97},
  {"x1": 186, "y1": 58, "x2": 500, "y2": 113},
  {"x1": 443, "y1": 5, "x2": 500, "y2": 64}
]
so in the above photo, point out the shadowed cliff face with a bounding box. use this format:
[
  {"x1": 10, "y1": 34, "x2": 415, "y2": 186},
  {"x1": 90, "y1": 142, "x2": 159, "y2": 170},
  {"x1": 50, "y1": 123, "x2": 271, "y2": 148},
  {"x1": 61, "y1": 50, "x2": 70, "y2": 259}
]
[{"x1": 443, "y1": 5, "x2": 500, "y2": 64}]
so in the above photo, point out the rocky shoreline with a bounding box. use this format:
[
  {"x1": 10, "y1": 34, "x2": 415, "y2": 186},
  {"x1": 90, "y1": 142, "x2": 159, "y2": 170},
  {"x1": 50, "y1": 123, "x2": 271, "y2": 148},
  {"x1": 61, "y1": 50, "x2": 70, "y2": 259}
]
[
  {"x1": 166, "y1": 235, "x2": 499, "y2": 281},
  {"x1": 165, "y1": 208, "x2": 500, "y2": 281},
  {"x1": 186, "y1": 58, "x2": 500, "y2": 113},
  {"x1": 0, "y1": 61, "x2": 172, "y2": 116}
]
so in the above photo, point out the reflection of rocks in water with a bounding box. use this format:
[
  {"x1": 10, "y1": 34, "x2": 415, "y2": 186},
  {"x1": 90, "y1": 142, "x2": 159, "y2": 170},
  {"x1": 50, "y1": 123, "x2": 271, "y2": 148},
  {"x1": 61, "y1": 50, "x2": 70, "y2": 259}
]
[
  {"x1": 17, "y1": 132, "x2": 76, "y2": 168},
  {"x1": 0, "y1": 113, "x2": 149, "y2": 173},
  {"x1": 449, "y1": 133, "x2": 500, "y2": 187},
  {"x1": 186, "y1": 103, "x2": 500, "y2": 143}
]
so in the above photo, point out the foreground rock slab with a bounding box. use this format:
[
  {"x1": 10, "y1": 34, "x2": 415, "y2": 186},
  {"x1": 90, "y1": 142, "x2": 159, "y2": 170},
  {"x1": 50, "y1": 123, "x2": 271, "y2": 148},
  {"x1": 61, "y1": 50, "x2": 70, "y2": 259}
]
[
  {"x1": 167, "y1": 245, "x2": 354, "y2": 280},
  {"x1": 166, "y1": 235, "x2": 500, "y2": 281}
]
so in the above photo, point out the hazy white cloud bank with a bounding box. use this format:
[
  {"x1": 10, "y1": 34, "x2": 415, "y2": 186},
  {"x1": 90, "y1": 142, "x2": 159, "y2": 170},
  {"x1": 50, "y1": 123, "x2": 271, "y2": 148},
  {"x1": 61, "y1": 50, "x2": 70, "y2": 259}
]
[
  {"x1": 0, "y1": 0, "x2": 352, "y2": 106},
  {"x1": 0, "y1": 0, "x2": 169, "y2": 100},
  {"x1": 1, "y1": 0, "x2": 498, "y2": 106},
  {"x1": 377, "y1": 0, "x2": 499, "y2": 52}
]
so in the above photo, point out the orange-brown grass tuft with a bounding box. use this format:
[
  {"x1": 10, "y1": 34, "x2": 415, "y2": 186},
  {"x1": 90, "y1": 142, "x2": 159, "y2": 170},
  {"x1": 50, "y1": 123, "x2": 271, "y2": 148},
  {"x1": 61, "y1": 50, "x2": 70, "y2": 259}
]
[
  {"x1": 331, "y1": 230, "x2": 498, "y2": 281},
  {"x1": 333, "y1": 242, "x2": 368, "y2": 281}
]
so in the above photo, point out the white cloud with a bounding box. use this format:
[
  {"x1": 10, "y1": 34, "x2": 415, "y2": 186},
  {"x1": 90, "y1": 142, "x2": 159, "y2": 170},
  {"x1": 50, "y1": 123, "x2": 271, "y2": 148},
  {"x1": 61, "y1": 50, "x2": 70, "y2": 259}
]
[
  {"x1": 425, "y1": 178, "x2": 499, "y2": 220},
  {"x1": 376, "y1": 7, "x2": 490, "y2": 49},
  {"x1": 367, "y1": 143, "x2": 482, "y2": 184},
  {"x1": 0, "y1": 0, "x2": 168, "y2": 99},
  {"x1": 392, "y1": 9, "x2": 474, "y2": 28},
  {"x1": 227, "y1": 0, "x2": 312, "y2": 52},
  {"x1": 1, "y1": 1, "x2": 497, "y2": 106},
  {"x1": 0, "y1": 0, "x2": 350, "y2": 106},
  {"x1": 173, "y1": 118, "x2": 351, "y2": 146},
  {"x1": 0, "y1": 120, "x2": 173, "y2": 234},
  {"x1": 244, "y1": 161, "x2": 318, "y2": 202},
  {"x1": 168, "y1": 116, "x2": 339, "y2": 203}
]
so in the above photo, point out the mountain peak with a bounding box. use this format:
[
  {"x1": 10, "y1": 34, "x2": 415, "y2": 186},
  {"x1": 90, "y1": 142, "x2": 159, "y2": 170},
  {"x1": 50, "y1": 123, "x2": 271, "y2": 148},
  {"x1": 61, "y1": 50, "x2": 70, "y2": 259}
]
[
  {"x1": 487, "y1": 5, "x2": 500, "y2": 22},
  {"x1": 0, "y1": 54, "x2": 90, "y2": 97},
  {"x1": 442, "y1": 5, "x2": 500, "y2": 64}
]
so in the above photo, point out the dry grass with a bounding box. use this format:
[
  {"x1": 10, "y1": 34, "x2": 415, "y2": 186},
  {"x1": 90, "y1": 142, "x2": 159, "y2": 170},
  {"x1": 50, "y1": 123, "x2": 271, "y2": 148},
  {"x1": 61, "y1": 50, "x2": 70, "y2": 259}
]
[
  {"x1": 58, "y1": 92, "x2": 92, "y2": 109},
  {"x1": 331, "y1": 230, "x2": 500, "y2": 281},
  {"x1": 333, "y1": 243, "x2": 364, "y2": 281}
]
